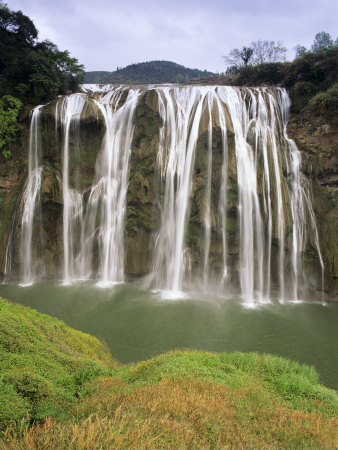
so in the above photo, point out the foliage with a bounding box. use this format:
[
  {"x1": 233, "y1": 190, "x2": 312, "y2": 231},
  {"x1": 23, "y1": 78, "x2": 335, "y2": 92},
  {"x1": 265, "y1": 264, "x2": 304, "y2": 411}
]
[
  {"x1": 0, "y1": 297, "x2": 337, "y2": 448},
  {"x1": 306, "y1": 83, "x2": 338, "y2": 118},
  {"x1": 233, "y1": 62, "x2": 287, "y2": 86},
  {"x1": 0, "y1": 95, "x2": 22, "y2": 158},
  {"x1": 0, "y1": 2, "x2": 84, "y2": 104},
  {"x1": 294, "y1": 31, "x2": 338, "y2": 58},
  {"x1": 221, "y1": 32, "x2": 337, "y2": 113},
  {"x1": 285, "y1": 49, "x2": 338, "y2": 112},
  {"x1": 311, "y1": 31, "x2": 337, "y2": 52},
  {"x1": 294, "y1": 44, "x2": 308, "y2": 58},
  {"x1": 0, "y1": 1, "x2": 37, "y2": 45},
  {"x1": 84, "y1": 61, "x2": 214, "y2": 85},
  {"x1": 220, "y1": 46, "x2": 338, "y2": 114}
]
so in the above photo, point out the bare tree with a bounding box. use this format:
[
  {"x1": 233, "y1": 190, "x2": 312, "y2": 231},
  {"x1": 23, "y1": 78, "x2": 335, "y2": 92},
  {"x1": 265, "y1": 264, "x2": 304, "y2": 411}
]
[
  {"x1": 251, "y1": 40, "x2": 287, "y2": 64},
  {"x1": 223, "y1": 40, "x2": 286, "y2": 71}
]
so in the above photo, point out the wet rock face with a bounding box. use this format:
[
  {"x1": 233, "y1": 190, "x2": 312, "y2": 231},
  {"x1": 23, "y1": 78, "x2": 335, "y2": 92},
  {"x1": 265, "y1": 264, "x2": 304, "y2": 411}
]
[
  {"x1": 287, "y1": 112, "x2": 338, "y2": 295},
  {"x1": 125, "y1": 90, "x2": 161, "y2": 277}
]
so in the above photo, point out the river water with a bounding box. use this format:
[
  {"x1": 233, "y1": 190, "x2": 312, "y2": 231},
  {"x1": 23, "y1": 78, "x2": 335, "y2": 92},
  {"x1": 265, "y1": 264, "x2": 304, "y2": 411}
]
[{"x1": 0, "y1": 281, "x2": 337, "y2": 390}]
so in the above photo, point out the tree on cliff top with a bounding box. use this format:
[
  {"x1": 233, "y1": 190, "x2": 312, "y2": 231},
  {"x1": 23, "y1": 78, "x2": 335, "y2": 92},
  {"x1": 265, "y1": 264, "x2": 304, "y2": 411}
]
[
  {"x1": 311, "y1": 31, "x2": 337, "y2": 52},
  {"x1": 223, "y1": 40, "x2": 286, "y2": 72},
  {"x1": 0, "y1": 1, "x2": 84, "y2": 104},
  {"x1": 223, "y1": 46, "x2": 254, "y2": 70},
  {"x1": 294, "y1": 31, "x2": 338, "y2": 58}
]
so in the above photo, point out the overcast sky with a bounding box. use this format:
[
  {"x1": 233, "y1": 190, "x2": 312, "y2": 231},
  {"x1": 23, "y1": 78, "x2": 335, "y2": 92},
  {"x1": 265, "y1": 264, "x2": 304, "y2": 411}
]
[{"x1": 6, "y1": 0, "x2": 338, "y2": 73}]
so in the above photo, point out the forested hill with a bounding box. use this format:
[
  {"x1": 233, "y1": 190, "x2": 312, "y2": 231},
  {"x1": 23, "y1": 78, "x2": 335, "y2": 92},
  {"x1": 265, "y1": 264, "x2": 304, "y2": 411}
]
[{"x1": 84, "y1": 61, "x2": 215, "y2": 84}]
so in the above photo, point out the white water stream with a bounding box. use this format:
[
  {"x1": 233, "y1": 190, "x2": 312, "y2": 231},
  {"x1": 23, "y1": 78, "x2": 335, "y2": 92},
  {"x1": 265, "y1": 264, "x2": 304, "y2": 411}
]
[{"x1": 4, "y1": 106, "x2": 43, "y2": 286}]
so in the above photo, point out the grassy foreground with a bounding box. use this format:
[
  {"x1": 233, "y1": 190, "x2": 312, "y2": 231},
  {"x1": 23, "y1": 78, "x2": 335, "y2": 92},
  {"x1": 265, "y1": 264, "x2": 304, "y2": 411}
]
[{"x1": 0, "y1": 297, "x2": 337, "y2": 448}]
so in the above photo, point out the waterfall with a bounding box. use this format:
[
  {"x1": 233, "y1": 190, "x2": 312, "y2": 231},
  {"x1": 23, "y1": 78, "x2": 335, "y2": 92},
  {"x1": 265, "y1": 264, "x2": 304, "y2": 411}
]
[
  {"x1": 151, "y1": 86, "x2": 210, "y2": 296},
  {"x1": 203, "y1": 92, "x2": 214, "y2": 287},
  {"x1": 4, "y1": 106, "x2": 43, "y2": 285},
  {"x1": 150, "y1": 86, "x2": 323, "y2": 304},
  {"x1": 57, "y1": 94, "x2": 87, "y2": 284},
  {"x1": 3, "y1": 85, "x2": 324, "y2": 303},
  {"x1": 82, "y1": 87, "x2": 140, "y2": 286},
  {"x1": 56, "y1": 88, "x2": 140, "y2": 286},
  {"x1": 278, "y1": 89, "x2": 325, "y2": 301}
]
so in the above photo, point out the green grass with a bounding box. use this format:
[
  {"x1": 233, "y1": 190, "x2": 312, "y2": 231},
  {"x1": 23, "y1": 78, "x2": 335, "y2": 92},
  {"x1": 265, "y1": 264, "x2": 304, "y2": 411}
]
[
  {"x1": 0, "y1": 297, "x2": 337, "y2": 447},
  {"x1": 0, "y1": 297, "x2": 116, "y2": 427}
]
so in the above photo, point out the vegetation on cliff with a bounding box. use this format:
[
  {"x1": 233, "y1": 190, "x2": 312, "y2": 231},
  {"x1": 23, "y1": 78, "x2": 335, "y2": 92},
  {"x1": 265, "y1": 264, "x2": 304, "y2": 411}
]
[
  {"x1": 0, "y1": 1, "x2": 84, "y2": 105},
  {"x1": 1, "y1": 297, "x2": 337, "y2": 447},
  {"x1": 0, "y1": 95, "x2": 22, "y2": 158},
  {"x1": 85, "y1": 60, "x2": 215, "y2": 85},
  {"x1": 0, "y1": 1, "x2": 85, "y2": 159}
]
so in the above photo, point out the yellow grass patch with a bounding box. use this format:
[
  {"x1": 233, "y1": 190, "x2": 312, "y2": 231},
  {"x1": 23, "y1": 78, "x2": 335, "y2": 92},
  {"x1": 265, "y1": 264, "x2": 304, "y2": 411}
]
[{"x1": 3, "y1": 377, "x2": 337, "y2": 448}]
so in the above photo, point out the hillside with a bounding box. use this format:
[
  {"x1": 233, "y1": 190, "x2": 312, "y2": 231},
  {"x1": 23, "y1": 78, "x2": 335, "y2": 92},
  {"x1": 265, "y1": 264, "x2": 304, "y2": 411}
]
[
  {"x1": 1, "y1": 297, "x2": 337, "y2": 447},
  {"x1": 84, "y1": 60, "x2": 215, "y2": 84}
]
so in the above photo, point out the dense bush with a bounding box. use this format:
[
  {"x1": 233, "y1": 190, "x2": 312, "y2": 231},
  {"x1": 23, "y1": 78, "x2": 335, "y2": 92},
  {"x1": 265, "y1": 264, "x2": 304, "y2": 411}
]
[
  {"x1": 0, "y1": 95, "x2": 22, "y2": 158},
  {"x1": 306, "y1": 83, "x2": 338, "y2": 118},
  {"x1": 232, "y1": 62, "x2": 288, "y2": 86}
]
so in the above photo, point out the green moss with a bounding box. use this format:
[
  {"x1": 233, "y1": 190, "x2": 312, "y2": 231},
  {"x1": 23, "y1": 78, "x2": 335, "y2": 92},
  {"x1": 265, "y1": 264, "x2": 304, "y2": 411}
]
[
  {"x1": 195, "y1": 186, "x2": 206, "y2": 203},
  {"x1": 227, "y1": 179, "x2": 238, "y2": 209},
  {"x1": 186, "y1": 221, "x2": 203, "y2": 255},
  {"x1": 226, "y1": 216, "x2": 237, "y2": 234},
  {"x1": 302, "y1": 248, "x2": 321, "y2": 264}
]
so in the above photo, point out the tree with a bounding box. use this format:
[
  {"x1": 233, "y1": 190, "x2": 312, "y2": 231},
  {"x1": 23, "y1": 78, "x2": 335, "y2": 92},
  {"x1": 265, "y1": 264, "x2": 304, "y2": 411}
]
[
  {"x1": 294, "y1": 45, "x2": 307, "y2": 58},
  {"x1": 223, "y1": 40, "x2": 286, "y2": 71},
  {"x1": 251, "y1": 40, "x2": 287, "y2": 64},
  {"x1": 0, "y1": 2, "x2": 37, "y2": 45},
  {"x1": 0, "y1": 2, "x2": 84, "y2": 104},
  {"x1": 311, "y1": 31, "x2": 336, "y2": 52},
  {"x1": 223, "y1": 46, "x2": 254, "y2": 69}
]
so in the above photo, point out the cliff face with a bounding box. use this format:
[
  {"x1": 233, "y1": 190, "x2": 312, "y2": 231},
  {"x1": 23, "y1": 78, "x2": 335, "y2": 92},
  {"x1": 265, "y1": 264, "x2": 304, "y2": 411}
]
[
  {"x1": 0, "y1": 87, "x2": 336, "y2": 300},
  {"x1": 287, "y1": 111, "x2": 338, "y2": 295}
]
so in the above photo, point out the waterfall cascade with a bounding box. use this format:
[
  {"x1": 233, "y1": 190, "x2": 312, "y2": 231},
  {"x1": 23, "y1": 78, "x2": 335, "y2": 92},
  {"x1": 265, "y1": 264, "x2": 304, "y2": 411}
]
[
  {"x1": 4, "y1": 106, "x2": 44, "y2": 286},
  {"x1": 54, "y1": 87, "x2": 140, "y2": 286},
  {"x1": 3, "y1": 85, "x2": 324, "y2": 304},
  {"x1": 57, "y1": 94, "x2": 86, "y2": 284},
  {"x1": 82, "y1": 88, "x2": 140, "y2": 285}
]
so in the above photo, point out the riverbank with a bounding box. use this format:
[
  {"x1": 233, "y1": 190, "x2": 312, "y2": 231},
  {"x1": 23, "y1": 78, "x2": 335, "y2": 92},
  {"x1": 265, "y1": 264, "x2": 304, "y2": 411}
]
[{"x1": 1, "y1": 296, "x2": 337, "y2": 447}]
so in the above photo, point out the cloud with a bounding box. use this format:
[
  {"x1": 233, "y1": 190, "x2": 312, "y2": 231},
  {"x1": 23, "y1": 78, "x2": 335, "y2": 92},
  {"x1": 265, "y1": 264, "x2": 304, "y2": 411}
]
[{"x1": 6, "y1": 0, "x2": 338, "y2": 72}]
